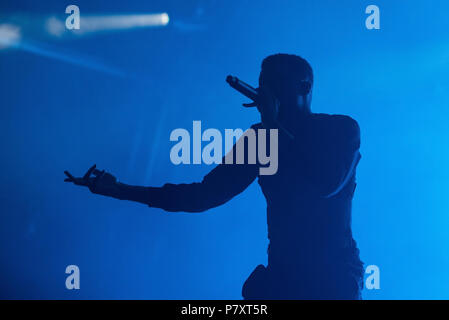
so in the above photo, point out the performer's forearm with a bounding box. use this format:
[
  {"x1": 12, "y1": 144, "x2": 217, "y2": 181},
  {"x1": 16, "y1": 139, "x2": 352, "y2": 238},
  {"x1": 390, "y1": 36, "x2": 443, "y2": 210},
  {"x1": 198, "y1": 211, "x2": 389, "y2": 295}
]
[{"x1": 114, "y1": 182, "x2": 154, "y2": 205}]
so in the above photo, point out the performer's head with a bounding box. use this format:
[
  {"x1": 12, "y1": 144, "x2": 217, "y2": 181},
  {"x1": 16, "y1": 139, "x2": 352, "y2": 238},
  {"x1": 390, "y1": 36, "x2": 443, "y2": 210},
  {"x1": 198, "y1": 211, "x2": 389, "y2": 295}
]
[{"x1": 259, "y1": 53, "x2": 313, "y2": 116}]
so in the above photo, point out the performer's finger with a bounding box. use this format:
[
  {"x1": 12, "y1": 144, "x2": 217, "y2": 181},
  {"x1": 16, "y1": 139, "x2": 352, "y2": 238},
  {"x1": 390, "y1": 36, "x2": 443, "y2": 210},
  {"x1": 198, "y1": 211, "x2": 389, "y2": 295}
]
[
  {"x1": 243, "y1": 101, "x2": 257, "y2": 108},
  {"x1": 64, "y1": 171, "x2": 76, "y2": 180},
  {"x1": 83, "y1": 164, "x2": 96, "y2": 180}
]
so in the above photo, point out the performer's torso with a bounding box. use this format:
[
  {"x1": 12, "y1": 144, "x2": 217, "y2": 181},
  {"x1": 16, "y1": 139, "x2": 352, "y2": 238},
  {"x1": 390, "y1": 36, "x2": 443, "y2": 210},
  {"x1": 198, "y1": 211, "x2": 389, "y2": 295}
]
[{"x1": 256, "y1": 113, "x2": 361, "y2": 274}]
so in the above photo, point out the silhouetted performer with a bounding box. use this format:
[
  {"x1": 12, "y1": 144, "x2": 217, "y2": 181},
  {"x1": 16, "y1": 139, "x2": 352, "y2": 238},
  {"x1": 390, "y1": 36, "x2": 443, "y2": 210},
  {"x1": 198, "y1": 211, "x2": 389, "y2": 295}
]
[{"x1": 65, "y1": 54, "x2": 364, "y2": 299}]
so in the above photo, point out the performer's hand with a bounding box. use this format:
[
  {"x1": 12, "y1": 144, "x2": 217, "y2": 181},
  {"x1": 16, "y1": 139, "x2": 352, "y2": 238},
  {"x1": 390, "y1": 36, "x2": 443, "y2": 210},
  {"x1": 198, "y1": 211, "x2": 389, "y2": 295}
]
[
  {"x1": 245, "y1": 85, "x2": 279, "y2": 128},
  {"x1": 64, "y1": 164, "x2": 120, "y2": 198}
]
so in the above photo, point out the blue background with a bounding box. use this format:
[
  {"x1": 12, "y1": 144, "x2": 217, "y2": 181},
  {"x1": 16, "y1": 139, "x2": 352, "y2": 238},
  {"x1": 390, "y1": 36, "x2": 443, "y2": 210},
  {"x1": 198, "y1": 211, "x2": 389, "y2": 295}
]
[{"x1": 1, "y1": 0, "x2": 448, "y2": 299}]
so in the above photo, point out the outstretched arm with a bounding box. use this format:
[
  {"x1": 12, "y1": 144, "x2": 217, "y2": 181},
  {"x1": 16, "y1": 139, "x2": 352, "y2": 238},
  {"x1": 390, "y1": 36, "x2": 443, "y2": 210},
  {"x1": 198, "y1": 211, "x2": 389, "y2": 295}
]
[
  {"x1": 65, "y1": 145, "x2": 258, "y2": 213},
  {"x1": 140, "y1": 159, "x2": 258, "y2": 212}
]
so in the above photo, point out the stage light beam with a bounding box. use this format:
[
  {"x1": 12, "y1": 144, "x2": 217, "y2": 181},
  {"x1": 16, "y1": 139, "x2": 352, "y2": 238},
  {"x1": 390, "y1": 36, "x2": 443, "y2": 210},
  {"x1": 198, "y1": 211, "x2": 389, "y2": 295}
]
[
  {"x1": 46, "y1": 13, "x2": 170, "y2": 38},
  {"x1": 0, "y1": 24, "x2": 21, "y2": 50}
]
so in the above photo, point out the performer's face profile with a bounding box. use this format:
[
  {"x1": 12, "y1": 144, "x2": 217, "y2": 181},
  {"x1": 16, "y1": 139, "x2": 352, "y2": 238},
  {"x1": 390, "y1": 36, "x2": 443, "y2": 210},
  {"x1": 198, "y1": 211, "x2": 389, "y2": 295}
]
[{"x1": 258, "y1": 70, "x2": 313, "y2": 114}]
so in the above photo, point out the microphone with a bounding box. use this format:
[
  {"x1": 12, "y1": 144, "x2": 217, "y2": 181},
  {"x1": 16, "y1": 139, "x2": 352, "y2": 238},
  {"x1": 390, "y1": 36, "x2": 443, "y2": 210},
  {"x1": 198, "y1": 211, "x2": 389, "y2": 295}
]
[
  {"x1": 226, "y1": 75, "x2": 295, "y2": 139},
  {"x1": 226, "y1": 75, "x2": 258, "y2": 107},
  {"x1": 226, "y1": 74, "x2": 312, "y2": 140},
  {"x1": 226, "y1": 75, "x2": 312, "y2": 106}
]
